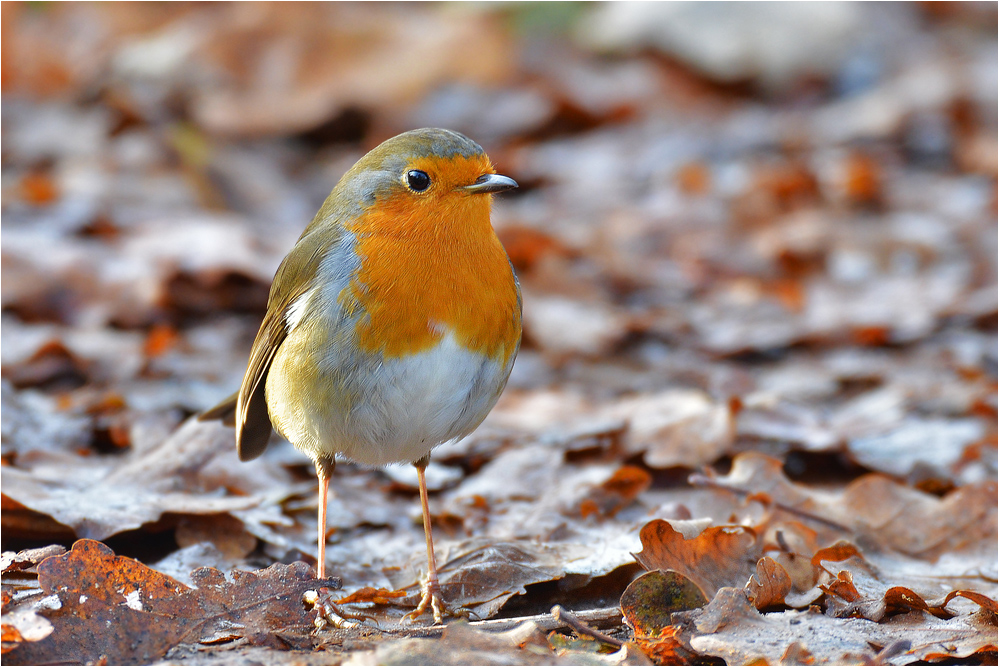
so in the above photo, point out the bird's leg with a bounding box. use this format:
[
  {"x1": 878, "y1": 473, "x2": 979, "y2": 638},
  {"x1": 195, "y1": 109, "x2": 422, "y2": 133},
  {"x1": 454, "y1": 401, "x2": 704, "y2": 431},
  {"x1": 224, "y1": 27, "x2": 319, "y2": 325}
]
[
  {"x1": 402, "y1": 454, "x2": 447, "y2": 624},
  {"x1": 315, "y1": 455, "x2": 335, "y2": 580}
]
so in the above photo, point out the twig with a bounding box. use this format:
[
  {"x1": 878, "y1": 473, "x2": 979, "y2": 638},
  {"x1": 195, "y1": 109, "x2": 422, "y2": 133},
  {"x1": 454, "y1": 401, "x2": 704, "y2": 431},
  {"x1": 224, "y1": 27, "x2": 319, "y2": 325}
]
[
  {"x1": 397, "y1": 606, "x2": 624, "y2": 638},
  {"x1": 551, "y1": 605, "x2": 624, "y2": 647}
]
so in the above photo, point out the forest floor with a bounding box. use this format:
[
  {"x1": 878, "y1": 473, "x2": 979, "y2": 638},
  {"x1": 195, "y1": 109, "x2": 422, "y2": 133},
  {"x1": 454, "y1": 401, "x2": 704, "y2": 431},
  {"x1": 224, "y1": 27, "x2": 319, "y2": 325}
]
[{"x1": 2, "y1": 3, "x2": 997, "y2": 665}]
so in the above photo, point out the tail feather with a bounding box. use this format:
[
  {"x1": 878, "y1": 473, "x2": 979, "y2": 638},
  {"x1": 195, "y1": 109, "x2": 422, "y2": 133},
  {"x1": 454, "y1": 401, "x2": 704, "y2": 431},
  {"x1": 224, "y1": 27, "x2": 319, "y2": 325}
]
[{"x1": 199, "y1": 392, "x2": 238, "y2": 427}]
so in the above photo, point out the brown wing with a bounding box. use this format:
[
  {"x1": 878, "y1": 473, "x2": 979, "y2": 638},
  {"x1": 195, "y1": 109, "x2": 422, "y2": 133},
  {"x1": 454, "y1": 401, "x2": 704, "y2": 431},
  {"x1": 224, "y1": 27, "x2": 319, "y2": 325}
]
[
  {"x1": 233, "y1": 306, "x2": 287, "y2": 460},
  {"x1": 233, "y1": 227, "x2": 336, "y2": 461}
]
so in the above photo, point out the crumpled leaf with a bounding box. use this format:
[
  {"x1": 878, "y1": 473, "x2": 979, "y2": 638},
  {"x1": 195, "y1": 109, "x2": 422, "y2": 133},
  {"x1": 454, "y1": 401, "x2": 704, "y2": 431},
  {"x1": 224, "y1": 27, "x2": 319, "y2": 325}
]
[
  {"x1": 334, "y1": 587, "x2": 408, "y2": 606},
  {"x1": 814, "y1": 552, "x2": 1000, "y2": 623},
  {"x1": 1, "y1": 419, "x2": 278, "y2": 541},
  {"x1": 697, "y1": 452, "x2": 998, "y2": 559},
  {"x1": 745, "y1": 556, "x2": 792, "y2": 611},
  {"x1": 390, "y1": 540, "x2": 571, "y2": 621},
  {"x1": 1, "y1": 545, "x2": 66, "y2": 574},
  {"x1": 4, "y1": 539, "x2": 341, "y2": 665},
  {"x1": 675, "y1": 586, "x2": 998, "y2": 665},
  {"x1": 633, "y1": 519, "x2": 759, "y2": 601}
]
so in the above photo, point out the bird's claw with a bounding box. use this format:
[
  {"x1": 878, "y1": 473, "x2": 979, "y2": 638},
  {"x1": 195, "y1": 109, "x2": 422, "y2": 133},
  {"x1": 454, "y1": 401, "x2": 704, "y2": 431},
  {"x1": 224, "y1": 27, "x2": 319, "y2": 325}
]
[
  {"x1": 401, "y1": 578, "x2": 468, "y2": 625},
  {"x1": 307, "y1": 587, "x2": 377, "y2": 630}
]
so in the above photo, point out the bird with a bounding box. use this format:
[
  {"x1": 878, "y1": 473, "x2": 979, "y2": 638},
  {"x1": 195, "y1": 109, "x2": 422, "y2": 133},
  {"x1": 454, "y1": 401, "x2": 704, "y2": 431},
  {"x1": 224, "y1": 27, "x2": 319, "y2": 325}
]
[{"x1": 201, "y1": 128, "x2": 521, "y2": 623}]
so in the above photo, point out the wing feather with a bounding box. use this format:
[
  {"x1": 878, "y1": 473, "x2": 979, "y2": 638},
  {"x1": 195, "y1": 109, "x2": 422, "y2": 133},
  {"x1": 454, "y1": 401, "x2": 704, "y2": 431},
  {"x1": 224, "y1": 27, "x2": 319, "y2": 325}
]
[{"x1": 233, "y1": 227, "x2": 337, "y2": 461}]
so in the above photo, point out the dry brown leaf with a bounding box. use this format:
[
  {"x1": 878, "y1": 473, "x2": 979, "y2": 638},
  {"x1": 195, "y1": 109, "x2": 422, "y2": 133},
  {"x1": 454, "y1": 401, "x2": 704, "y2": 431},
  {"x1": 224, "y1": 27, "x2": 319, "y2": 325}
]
[
  {"x1": 385, "y1": 540, "x2": 571, "y2": 622},
  {"x1": 809, "y1": 540, "x2": 863, "y2": 568},
  {"x1": 334, "y1": 587, "x2": 408, "y2": 606},
  {"x1": 5, "y1": 539, "x2": 340, "y2": 665},
  {"x1": 4, "y1": 340, "x2": 91, "y2": 391},
  {"x1": 938, "y1": 590, "x2": 999, "y2": 616},
  {"x1": 342, "y1": 621, "x2": 550, "y2": 666},
  {"x1": 1, "y1": 545, "x2": 66, "y2": 574},
  {"x1": 746, "y1": 556, "x2": 792, "y2": 611},
  {"x1": 633, "y1": 519, "x2": 759, "y2": 601},
  {"x1": 675, "y1": 586, "x2": 998, "y2": 665},
  {"x1": 175, "y1": 514, "x2": 258, "y2": 560},
  {"x1": 580, "y1": 465, "x2": 652, "y2": 519},
  {"x1": 700, "y1": 452, "x2": 998, "y2": 558},
  {"x1": 840, "y1": 475, "x2": 998, "y2": 559},
  {"x1": 1, "y1": 419, "x2": 275, "y2": 541},
  {"x1": 633, "y1": 625, "x2": 696, "y2": 666},
  {"x1": 620, "y1": 570, "x2": 708, "y2": 637},
  {"x1": 604, "y1": 390, "x2": 734, "y2": 469}
]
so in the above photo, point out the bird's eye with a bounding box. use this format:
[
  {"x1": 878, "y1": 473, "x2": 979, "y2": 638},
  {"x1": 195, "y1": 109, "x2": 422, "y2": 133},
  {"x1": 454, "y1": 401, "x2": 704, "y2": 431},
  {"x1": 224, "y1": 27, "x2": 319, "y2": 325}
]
[{"x1": 405, "y1": 170, "x2": 431, "y2": 192}]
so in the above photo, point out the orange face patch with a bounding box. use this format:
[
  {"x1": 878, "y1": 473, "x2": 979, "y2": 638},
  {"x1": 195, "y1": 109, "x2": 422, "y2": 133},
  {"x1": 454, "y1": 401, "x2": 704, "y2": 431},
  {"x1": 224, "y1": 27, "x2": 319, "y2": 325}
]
[{"x1": 341, "y1": 154, "x2": 521, "y2": 364}]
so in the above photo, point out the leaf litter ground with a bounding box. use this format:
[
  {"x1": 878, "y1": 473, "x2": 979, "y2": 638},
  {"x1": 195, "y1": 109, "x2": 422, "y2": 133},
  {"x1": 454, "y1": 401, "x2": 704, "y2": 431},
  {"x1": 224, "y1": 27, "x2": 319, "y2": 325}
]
[{"x1": 2, "y1": 2, "x2": 997, "y2": 665}]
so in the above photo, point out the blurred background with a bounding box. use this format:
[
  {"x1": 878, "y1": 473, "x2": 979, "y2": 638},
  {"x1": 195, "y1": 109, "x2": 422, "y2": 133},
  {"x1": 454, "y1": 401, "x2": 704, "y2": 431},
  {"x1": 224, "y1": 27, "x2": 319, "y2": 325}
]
[{"x1": 1, "y1": 0, "x2": 997, "y2": 609}]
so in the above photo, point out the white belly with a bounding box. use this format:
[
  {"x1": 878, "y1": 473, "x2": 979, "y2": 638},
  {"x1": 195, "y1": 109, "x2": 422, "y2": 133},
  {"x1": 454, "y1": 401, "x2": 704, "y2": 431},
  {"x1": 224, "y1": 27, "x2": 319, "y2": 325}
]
[{"x1": 266, "y1": 329, "x2": 511, "y2": 467}]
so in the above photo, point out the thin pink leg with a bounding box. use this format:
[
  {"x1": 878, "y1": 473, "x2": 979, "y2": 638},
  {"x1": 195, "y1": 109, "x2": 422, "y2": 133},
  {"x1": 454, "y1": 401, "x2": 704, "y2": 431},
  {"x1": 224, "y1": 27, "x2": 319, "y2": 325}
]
[
  {"x1": 315, "y1": 457, "x2": 335, "y2": 579},
  {"x1": 403, "y1": 458, "x2": 446, "y2": 624}
]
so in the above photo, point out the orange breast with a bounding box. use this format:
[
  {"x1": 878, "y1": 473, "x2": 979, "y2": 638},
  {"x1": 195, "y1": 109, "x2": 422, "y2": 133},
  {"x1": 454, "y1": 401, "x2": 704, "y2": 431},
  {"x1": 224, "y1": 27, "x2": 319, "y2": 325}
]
[{"x1": 341, "y1": 157, "x2": 520, "y2": 365}]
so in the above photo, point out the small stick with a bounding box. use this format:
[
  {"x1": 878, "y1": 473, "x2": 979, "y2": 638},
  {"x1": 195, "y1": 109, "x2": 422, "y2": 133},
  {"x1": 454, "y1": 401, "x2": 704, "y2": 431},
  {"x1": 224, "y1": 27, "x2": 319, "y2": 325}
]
[
  {"x1": 394, "y1": 606, "x2": 624, "y2": 638},
  {"x1": 551, "y1": 605, "x2": 624, "y2": 648}
]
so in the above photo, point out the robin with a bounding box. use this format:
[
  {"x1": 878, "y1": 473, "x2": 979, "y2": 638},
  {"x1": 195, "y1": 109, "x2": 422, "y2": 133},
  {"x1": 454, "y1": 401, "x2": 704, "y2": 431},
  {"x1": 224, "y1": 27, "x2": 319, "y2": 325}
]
[{"x1": 202, "y1": 128, "x2": 521, "y2": 623}]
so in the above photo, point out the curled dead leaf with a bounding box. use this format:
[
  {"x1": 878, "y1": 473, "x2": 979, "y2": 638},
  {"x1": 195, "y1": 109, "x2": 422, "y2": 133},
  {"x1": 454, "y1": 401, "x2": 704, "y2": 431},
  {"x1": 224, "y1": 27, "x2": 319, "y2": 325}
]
[
  {"x1": 633, "y1": 625, "x2": 695, "y2": 666},
  {"x1": 809, "y1": 541, "x2": 863, "y2": 569},
  {"x1": 939, "y1": 590, "x2": 998, "y2": 616},
  {"x1": 746, "y1": 556, "x2": 792, "y2": 611},
  {"x1": 820, "y1": 570, "x2": 862, "y2": 603},
  {"x1": 335, "y1": 587, "x2": 408, "y2": 606}
]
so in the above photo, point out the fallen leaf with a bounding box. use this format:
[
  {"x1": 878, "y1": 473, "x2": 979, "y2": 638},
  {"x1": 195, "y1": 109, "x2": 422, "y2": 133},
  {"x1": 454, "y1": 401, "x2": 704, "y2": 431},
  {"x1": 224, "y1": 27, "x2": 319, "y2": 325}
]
[
  {"x1": 1, "y1": 419, "x2": 277, "y2": 541},
  {"x1": 746, "y1": 556, "x2": 792, "y2": 611},
  {"x1": 392, "y1": 540, "x2": 571, "y2": 621},
  {"x1": 334, "y1": 587, "x2": 407, "y2": 606},
  {"x1": 5, "y1": 539, "x2": 340, "y2": 665},
  {"x1": 1, "y1": 545, "x2": 66, "y2": 574},
  {"x1": 699, "y1": 452, "x2": 999, "y2": 559},
  {"x1": 632, "y1": 625, "x2": 695, "y2": 666},
  {"x1": 620, "y1": 570, "x2": 708, "y2": 637},
  {"x1": 3, "y1": 340, "x2": 91, "y2": 391},
  {"x1": 580, "y1": 465, "x2": 652, "y2": 519},
  {"x1": 609, "y1": 390, "x2": 734, "y2": 469},
  {"x1": 675, "y1": 586, "x2": 998, "y2": 665},
  {"x1": 633, "y1": 519, "x2": 759, "y2": 601}
]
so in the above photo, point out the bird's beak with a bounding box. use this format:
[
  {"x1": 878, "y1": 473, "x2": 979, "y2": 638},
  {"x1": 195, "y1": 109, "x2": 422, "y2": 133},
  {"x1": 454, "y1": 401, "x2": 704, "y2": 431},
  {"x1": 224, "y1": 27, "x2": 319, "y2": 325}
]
[{"x1": 461, "y1": 173, "x2": 519, "y2": 194}]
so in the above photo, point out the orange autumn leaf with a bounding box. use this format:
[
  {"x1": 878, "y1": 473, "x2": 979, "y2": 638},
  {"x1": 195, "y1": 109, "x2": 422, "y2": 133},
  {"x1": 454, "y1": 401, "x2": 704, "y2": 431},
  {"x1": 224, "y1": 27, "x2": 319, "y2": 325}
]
[
  {"x1": 745, "y1": 556, "x2": 792, "y2": 611},
  {"x1": 335, "y1": 587, "x2": 408, "y2": 605},
  {"x1": 634, "y1": 519, "x2": 759, "y2": 601},
  {"x1": 580, "y1": 465, "x2": 652, "y2": 519},
  {"x1": 143, "y1": 323, "x2": 180, "y2": 358}
]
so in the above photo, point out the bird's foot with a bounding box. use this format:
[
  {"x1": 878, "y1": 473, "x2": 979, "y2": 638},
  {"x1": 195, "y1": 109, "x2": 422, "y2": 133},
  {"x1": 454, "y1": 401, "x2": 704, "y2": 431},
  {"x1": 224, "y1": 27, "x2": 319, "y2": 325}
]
[
  {"x1": 306, "y1": 587, "x2": 378, "y2": 631},
  {"x1": 401, "y1": 578, "x2": 471, "y2": 625},
  {"x1": 401, "y1": 584, "x2": 445, "y2": 625}
]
